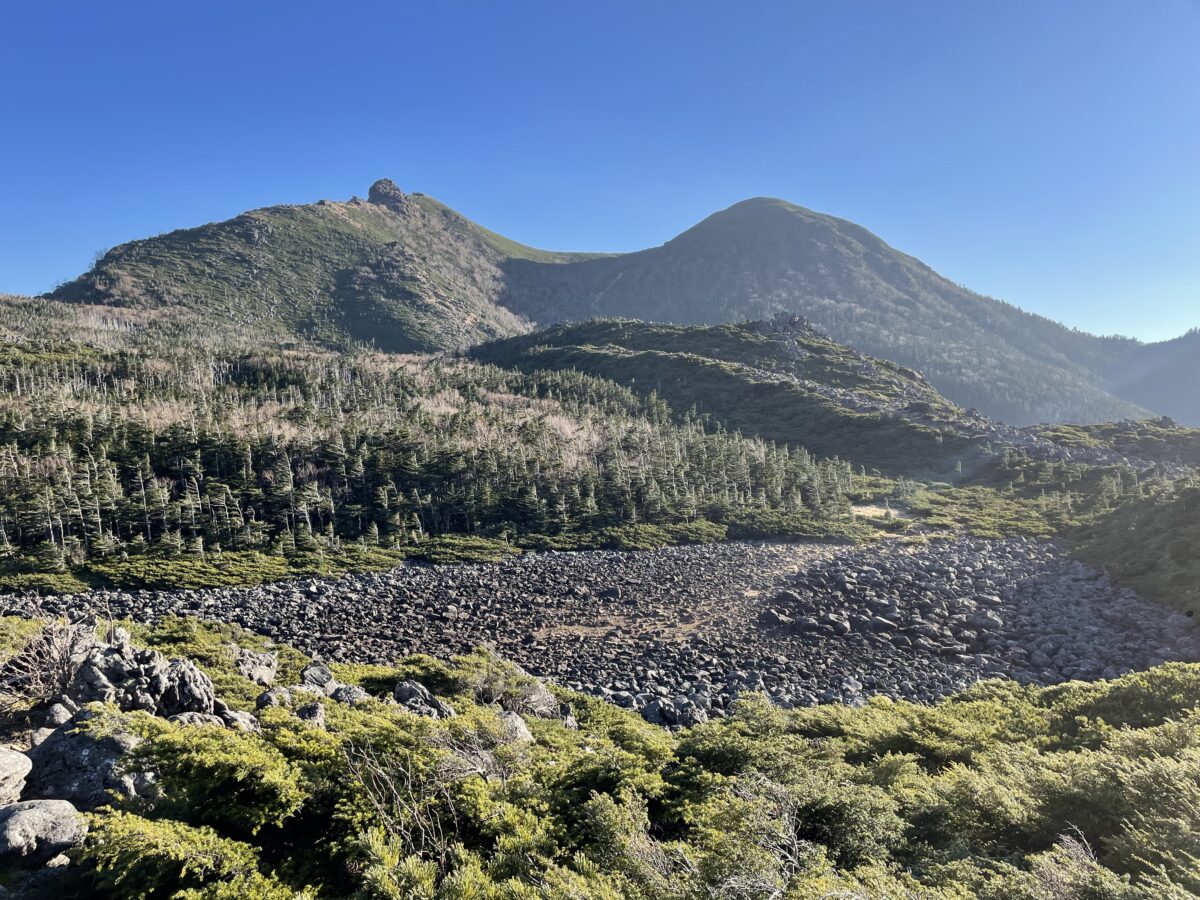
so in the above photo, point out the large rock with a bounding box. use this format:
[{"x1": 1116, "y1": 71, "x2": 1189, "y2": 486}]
[
  {"x1": 158, "y1": 658, "x2": 218, "y2": 718},
  {"x1": 497, "y1": 711, "x2": 533, "y2": 743},
  {"x1": 256, "y1": 687, "x2": 292, "y2": 710},
  {"x1": 24, "y1": 711, "x2": 149, "y2": 811},
  {"x1": 68, "y1": 631, "x2": 217, "y2": 719},
  {"x1": 0, "y1": 800, "x2": 87, "y2": 866},
  {"x1": 393, "y1": 681, "x2": 456, "y2": 719},
  {"x1": 0, "y1": 748, "x2": 32, "y2": 805},
  {"x1": 499, "y1": 663, "x2": 560, "y2": 718},
  {"x1": 299, "y1": 662, "x2": 336, "y2": 695},
  {"x1": 329, "y1": 683, "x2": 370, "y2": 705}
]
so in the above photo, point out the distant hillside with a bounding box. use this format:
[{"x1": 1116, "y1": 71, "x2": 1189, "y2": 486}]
[
  {"x1": 37, "y1": 184, "x2": 1197, "y2": 425},
  {"x1": 1106, "y1": 330, "x2": 1200, "y2": 427},
  {"x1": 48, "y1": 179, "x2": 593, "y2": 353},
  {"x1": 472, "y1": 316, "x2": 985, "y2": 475},
  {"x1": 500, "y1": 198, "x2": 1179, "y2": 425}
]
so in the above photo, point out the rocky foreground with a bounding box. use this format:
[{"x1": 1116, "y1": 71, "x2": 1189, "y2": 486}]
[{"x1": 8, "y1": 537, "x2": 1198, "y2": 728}]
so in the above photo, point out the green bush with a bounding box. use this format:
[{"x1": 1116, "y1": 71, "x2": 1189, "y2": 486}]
[
  {"x1": 43, "y1": 618, "x2": 1200, "y2": 898},
  {"x1": 83, "y1": 812, "x2": 296, "y2": 899},
  {"x1": 130, "y1": 724, "x2": 307, "y2": 835}
]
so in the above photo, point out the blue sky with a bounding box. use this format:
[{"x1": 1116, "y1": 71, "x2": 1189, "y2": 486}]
[{"x1": 1, "y1": 1, "x2": 1197, "y2": 341}]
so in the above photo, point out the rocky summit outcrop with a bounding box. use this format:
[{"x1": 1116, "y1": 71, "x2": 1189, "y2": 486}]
[
  {"x1": 366, "y1": 177, "x2": 408, "y2": 208},
  {"x1": 9, "y1": 539, "x2": 1198, "y2": 729}
]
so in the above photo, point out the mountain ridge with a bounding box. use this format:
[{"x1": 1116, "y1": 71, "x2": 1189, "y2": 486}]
[{"x1": 33, "y1": 180, "x2": 1199, "y2": 425}]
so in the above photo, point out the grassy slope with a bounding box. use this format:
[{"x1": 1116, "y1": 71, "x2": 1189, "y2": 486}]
[
  {"x1": 47, "y1": 188, "x2": 582, "y2": 353},
  {"x1": 1073, "y1": 481, "x2": 1200, "y2": 616}
]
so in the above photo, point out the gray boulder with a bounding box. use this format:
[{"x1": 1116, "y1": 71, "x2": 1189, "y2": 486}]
[
  {"x1": 219, "y1": 708, "x2": 260, "y2": 732},
  {"x1": 0, "y1": 749, "x2": 32, "y2": 805},
  {"x1": 0, "y1": 800, "x2": 87, "y2": 866},
  {"x1": 24, "y1": 711, "x2": 149, "y2": 811},
  {"x1": 157, "y1": 659, "x2": 218, "y2": 718},
  {"x1": 255, "y1": 687, "x2": 292, "y2": 710},
  {"x1": 329, "y1": 684, "x2": 370, "y2": 705},
  {"x1": 393, "y1": 681, "x2": 456, "y2": 719},
  {"x1": 232, "y1": 647, "x2": 278, "y2": 686},
  {"x1": 299, "y1": 662, "x2": 335, "y2": 695},
  {"x1": 497, "y1": 711, "x2": 533, "y2": 743},
  {"x1": 501, "y1": 664, "x2": 560, "y2": 718}
]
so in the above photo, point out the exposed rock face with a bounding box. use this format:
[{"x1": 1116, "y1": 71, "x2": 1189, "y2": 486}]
[
  {"x1": 0, "y1": 749, "x2": 32, "y2": 805},
  {"x1": 0, "y1": 800, "x2": 87, "y2": 866},
  {"x1": 71, "y1": 629, "x2": 214, "y2": 713},
  {"x1": 367, "y1": 178, "x2": 407, "y2": 207},
  {"x1": 23, "y1": 710, "x2": 149, "y2": 811},
  {"x1": 66, "y1": 629, "x2": 252, "y2": 730}
]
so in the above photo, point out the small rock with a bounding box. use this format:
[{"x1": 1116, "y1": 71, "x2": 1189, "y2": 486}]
[{"x1": 296, "y1": 702, "x2": 326, "y2": 730}]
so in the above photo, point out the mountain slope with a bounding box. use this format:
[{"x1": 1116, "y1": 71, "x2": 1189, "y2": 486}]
[
  {"x1": 1105, "y1": 330, "x2": 1200, "y2": 426},
  {"x1": 48, "y1": 179, "x2": 593, "y2": 352},
  {"x1": 38, "y1": 184, "x2": 1195, "y2": 425},
  {"x1": 472, "y1": 316, "x2": 986, "y2": 474},
  {"x1": 501, "y1": 198, "x2": 1163, "y2": 425}
]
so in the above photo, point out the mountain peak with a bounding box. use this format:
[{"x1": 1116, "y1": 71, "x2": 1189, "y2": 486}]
[{"x1": 367, "y1": 178, "x2": 407, "y2": 207}]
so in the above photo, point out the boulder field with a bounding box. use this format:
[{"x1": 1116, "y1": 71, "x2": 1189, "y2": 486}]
[{"x1": 6, "y1": 537, "x2": 1196, "y2": 728}]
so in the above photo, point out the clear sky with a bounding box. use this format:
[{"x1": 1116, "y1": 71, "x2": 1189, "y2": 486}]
[{"x1": 1, "y1": 1, "x2": 1197, "y2": 341}]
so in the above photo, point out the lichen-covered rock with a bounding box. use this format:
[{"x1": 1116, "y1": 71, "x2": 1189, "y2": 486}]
[
  {"x1": 0, "y1": 748, "x2": 32, "y2": 805},
  {"x1": 0, "y1": 800, "x2": 87, "y2": 865},
  {"x1": 23, "y1": 711, "x2": 150, "y2": 811}
]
